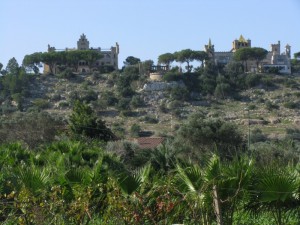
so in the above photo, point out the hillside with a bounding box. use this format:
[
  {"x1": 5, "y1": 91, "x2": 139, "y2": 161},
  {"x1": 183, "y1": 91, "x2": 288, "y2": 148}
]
[{"x1": 2, "y1": 71, "x2": 299, "y2": 142}]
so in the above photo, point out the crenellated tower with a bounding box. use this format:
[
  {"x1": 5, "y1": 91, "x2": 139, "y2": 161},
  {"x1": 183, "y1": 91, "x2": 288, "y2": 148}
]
[{"x1": 77, "y1": 33, "x2": 89, "y2": 50}]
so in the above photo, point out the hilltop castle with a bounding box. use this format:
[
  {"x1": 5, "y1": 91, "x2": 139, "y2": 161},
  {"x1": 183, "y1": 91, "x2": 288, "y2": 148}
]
[
  {"x1": 204, "y1": 35, "x2": 291, "y2": 74},
  {"x1": 44, "y1": 34, "x2": 119, "y2": 73}
]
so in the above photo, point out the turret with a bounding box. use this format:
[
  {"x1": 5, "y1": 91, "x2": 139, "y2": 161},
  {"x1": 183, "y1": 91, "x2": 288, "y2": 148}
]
[
  {"x1": 285, "y1": 44, "x2": 291, "y2": 58},
  {"x1": 77, "y1": 33, "x2": 89, "y2": 50},
  {"x1": 271, "y1": 41, "x2": 280, "y2": 55}
]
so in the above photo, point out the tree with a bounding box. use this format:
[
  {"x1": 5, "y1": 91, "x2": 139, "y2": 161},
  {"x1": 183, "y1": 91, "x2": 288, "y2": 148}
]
[
  {"x1": 176, "y1": 112, "x2": 244, "y2": 158},
  {"x1": 294, "y1": 52, "x2": 300, "y2": 59},
  {"x1": 251, "y1": 47, "x2": 268, "y2": 70},
  {"x1": 69, "y1": 100, "x2": 116, "y2": 141},
  {"x1": 233, "y1": 47, "x2": 253, "y2": 72},
  {"x1": 65, "y1": 51, "x2": 85, "y2": 72},
  {"x1": 6, "y1": 57, "x2": 20, "y2": 75},
  {"x1": 139, "y1": 59, "x2": 154, "y2": 74},
  {"x1": 246, "y1": 166, "x2": 300, "y2": 225},
  {"x1": 193, "y1": 51, "x2": 208, "y2": 68},
  {"x1": 22, "y1": 52, "x2": 43, "y2": 74},
  {"x1": 123, "y1": 56, "x2": 141, "y2": 66},
  {"x1": 41, "y1": 52, "x2": 60, "y2": 74},
  {"x1": 174, "y1": 49, "x2": 195, "y2": 73},
  {"x1": 158, "y1": 53, "x2": 175, "y2": 69},
  {"x1": 81, "y1": 50, "x2": 103, "y2": 70}
]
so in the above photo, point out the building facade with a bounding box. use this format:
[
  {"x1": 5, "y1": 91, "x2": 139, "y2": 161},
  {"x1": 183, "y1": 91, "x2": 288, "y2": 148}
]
[
  {"x1": 44, "y1": 34, "x2": 119, "y2": 74},
  {"x1": 204, "y1": 35, "x2": 291, "y2": 74}
]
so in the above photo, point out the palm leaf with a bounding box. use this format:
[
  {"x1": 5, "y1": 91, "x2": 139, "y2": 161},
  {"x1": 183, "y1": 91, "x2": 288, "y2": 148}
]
[
  {"x1": 117, "y1": 172, "x2": 141, "y2": 195},
  {"x1": 18, "y1": 167, "x2": 49, "y2": 196}
]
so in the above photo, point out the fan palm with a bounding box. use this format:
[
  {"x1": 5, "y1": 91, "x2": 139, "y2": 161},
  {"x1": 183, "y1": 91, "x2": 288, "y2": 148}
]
[{"x1": 246, "y1": 165, "x2": 299, "y2": 225}]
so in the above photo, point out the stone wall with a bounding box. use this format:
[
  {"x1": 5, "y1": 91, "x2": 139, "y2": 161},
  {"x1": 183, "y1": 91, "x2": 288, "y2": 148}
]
[{"x1": 142, "y1": 81, "x2": 185, "y2": 92}]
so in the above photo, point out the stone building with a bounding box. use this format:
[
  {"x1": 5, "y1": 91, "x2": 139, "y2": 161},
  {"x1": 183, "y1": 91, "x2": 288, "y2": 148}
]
[
  {"x1": 204, "y1": 35, "x2": 291, "y2": 74},
  {"x1": 44, "y1": 34, "x2": 119, "y2": 73}
]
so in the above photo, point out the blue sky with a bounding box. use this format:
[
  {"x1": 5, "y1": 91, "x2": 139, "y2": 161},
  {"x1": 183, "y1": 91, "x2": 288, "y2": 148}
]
[{"x1": 1, "y1": 0, "x2": 299, "y2": 68}]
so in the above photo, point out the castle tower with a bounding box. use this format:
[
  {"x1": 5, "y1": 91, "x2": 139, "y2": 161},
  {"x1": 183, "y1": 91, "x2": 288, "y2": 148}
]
[
  {"x1": 77, "y1": 33, "x2": 89, "y2": 50},
  {"x1": 232, "y1": 35, "x2": 251, "y2": 52},
  {"x1": 204, "y1": 38, "x2": 215, "y2": 58},
  {"x1": 285, "y1": 44, "x2": 291, "y2": 58},
  {"x1": 271, "y1": 41, "x2": 280, "y2": 55}
]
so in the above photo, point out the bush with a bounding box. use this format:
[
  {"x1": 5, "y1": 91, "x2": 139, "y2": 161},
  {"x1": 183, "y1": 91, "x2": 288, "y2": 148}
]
[
  {"x1": 170, "y1": 87, "x2": 190, "y2": 101},
  {"x1": 285, "y1": 128, "x2": 300, "y2": 141},
  {"x1": 69, "y1": 100, "x2": 115, "y2": 141},
  {"x1": 130, "y1": 123, "x2": 141, "y2": 137},
  {"x1": 80, "y1": 89, "x2": 98, "y2": 103},
  {"x1": 101, "y1": 91, "x2": 118, "y2": 106},
  {"x1": 130, "y1": 95, "x2": 145, "y2": 108},
  {"x1": 0, "y1": 111, "x2": 63, "y2": 148},
  {"x1": 167, "y1": 100, "x2": 183, "y2": 110},
  {"x1": 265, "y1": 100, "x2": 279, "y2": 111},
  {"x1": 111, "y1": 122, "x2": 126, "y2": 138},
  {"x1": 244, "y1": 73, "x2": 261, "y2": 88},
  {"x1": 247, "y1": 104, "x2": 256, "y2": 110},
  {"x1": 159, "y1": 100, "x2": 168, "y2": 113},
  {"x1": 32, "y1": 98, "x2": 50, "y2": 109},
  {"x1": 57, "y1": 68, "x2": 74, "y2": 79},
  {"x1": 163, "y1": 72, "x2": 181, "y2": 82},
  {"x1": 284, "y1": 79, "x2": 298, "y2": 88},
  {"x1": 58, "y1": 101, "x2": 69, "y2": 108},
  {"x1": 250, "y1": 128, "x2": 267, "y2": 143},
  {"x1": 283, "y1": 101, "x2": 298, "y2": 109},
  {"x1": 117, "y1": 98, "x2": 131, "y2": 111},
  {"x1": 140, "y1": 115, "x2": 159, "y2": 124}
]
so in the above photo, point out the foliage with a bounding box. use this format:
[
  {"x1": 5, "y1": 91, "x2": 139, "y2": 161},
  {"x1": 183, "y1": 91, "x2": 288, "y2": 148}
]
[
  {"x1": 233, "y1": 47, "x2": 267, "y2": 72},
  {"x1": 158, "y1": 52, "x2": 175, "y2": 68},
  {"x1": 123, "y1": 56, "x2": 141, "y2": 67},
  {"x1": 69, "y1": 100, "x2": 115, "y2": 141},
  {"x1": 32, "y1": 98, "x2": 50, "y2": 109},
  {"x1": 6, "y1": 57, "x2": 20, "y2": 75},
  {"x1": 0, "y1": 139, "x2": 299, "y2": 224},
  {"x1": 169, "y1": 86, "x2": 190, "y2": 101},
  {"x1": 174, "y1": 49, "x2": 207, "y2": 72},
  {"x1": 0, "y1": 111, "x2": 63, "y2": 148},
  {"x1": 176, "y1": 112, "x2": 244, "y2": 158},
  {"x1": 130, "y1": 95, "x2": 145, "y2": 108},
  {"x1": 23, "y1": 50, "x2": 103, "y2": 74},
  {"x1": 130, "y1": 123, "x2": 141, "y2": 137}
]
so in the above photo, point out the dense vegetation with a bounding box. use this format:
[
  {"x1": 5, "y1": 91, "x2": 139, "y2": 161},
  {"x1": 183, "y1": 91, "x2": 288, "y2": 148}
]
[
  {"x1": 0, "y1": 139, "x2": 299, "y2": 224},
  {"x1": 0, "y1": 50, "x2": 300, "y2": 224}
]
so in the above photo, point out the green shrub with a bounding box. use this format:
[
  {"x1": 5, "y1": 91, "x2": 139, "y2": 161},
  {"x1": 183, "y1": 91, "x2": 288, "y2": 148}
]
[
  {"x1": 247, "y1": 104, "x2": 256, "y2": 110},
  {"x1": 58, "y1": 101, "x2": 69, "y2": 108},
  {"x1": 32, "y1": 98, "x2": 50, "y2": 109},
  {"x1": 159, "y1": 101, "x2": 168, "y2": 113},
  {"x1": 130, "y1": 95, "x2": 145, "y2": 108},
  {"x1": 140, "y1": 115, "x2": 159, "y2": 124},
  {"x1": 170, "y1": 87, "x2": 190, "y2": 101},
  {"x1": 163, "y1": 72, "x2": 181, "y2": 82},
  {"x1": 167, "y1": 100, "x2": 183, "y2": 110},
  {"x1": 117, "y1": 98, "x2": 131, "y2": 111},
  {"x1": 57, "y1": 68, "x2": 74, "y2": 79},
  {"x1": 130, "y1": 123, "x2": 141, "y2": 137},
  {"x1": 293, "y1": 92, "x2": 300, "y2": 97},
  {"x1": 265, "y1": 100, "x2": 279, "y2": 111},
  {"x1": 250, "y1": 128, "x2": 267, "y2": 143},
  {"x1": 101, "y1": 91, "x2": 118, "y2": 106},
  {"x1": 283, "y1": 101, "x2": 298, "y2": 109},
  {"x1": 244, "y1": 73, "x2": 261, "y2": 88},
  {"x1": 80, "y1": 89, "x2": 98, "y2": 103},
  {"x1": 284, "y1": 79, "x2": 298, "y2": 88}
]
